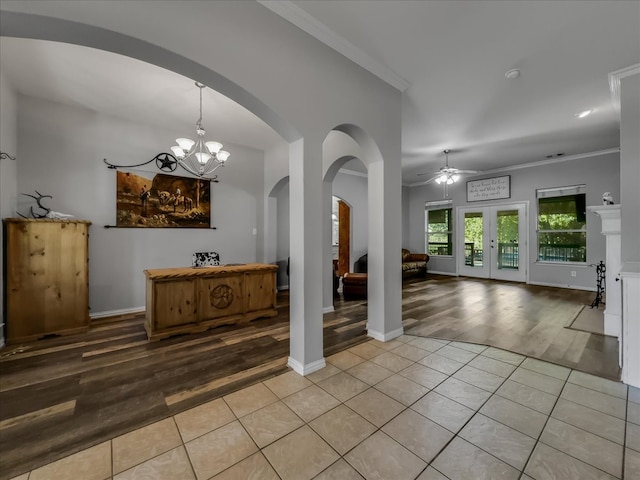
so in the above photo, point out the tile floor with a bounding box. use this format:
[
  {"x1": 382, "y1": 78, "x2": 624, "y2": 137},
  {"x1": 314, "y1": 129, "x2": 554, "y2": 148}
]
[{"x1": 12, "y1": 335, "x2": 640, "y2": 480}]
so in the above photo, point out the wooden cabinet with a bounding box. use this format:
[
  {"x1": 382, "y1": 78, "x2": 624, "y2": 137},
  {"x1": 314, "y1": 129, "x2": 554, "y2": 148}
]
[
  {"x1": 144, "y1": 263, "x2": 278, "y2": 341},
  {"x1": 3, "y1": 218, "x2": 91, "y2": 343}
]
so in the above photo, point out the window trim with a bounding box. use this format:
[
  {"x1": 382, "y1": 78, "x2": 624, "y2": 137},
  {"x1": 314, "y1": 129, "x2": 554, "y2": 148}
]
[
  {"x1": 425, "y1": 200, "x2": 454, "y2": 257},
  {"x1": 536, "y1": 185, "x2": 587, "y2": 264}
]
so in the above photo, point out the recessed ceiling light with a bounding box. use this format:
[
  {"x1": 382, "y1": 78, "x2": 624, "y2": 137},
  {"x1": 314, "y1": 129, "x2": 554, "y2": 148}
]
[
  {"x1": 505, "y1": 69, "x2": 520, "y2": 79},
  {"x1": 575, "y1": 109, "x2": 592, "y2": 118}
]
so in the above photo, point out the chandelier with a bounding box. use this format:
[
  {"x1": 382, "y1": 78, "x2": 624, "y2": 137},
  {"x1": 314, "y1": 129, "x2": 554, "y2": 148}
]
[{"x1": 171, "y1": 82, "x2": 230, "y2": 177}]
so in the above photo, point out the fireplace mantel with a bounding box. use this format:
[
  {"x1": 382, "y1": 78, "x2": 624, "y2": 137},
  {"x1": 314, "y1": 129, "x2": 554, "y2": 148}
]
[
  {"x1": 587, "y1": 204, "x2": 621, "y2": 234},
  {"x1": 587, "y1": 204, "x2": 622, "y2": 343}
]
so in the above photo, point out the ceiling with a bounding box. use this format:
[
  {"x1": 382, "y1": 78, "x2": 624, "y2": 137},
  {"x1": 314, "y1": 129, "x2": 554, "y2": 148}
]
[{"x1": 1, "y1": 1, "x2": 639, "y2": 184}]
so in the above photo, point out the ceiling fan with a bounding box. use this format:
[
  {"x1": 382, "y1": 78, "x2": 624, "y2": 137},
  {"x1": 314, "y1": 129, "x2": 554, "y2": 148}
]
[{"x1": 417, "y1": 149, "x2": 482, "y2": 185}]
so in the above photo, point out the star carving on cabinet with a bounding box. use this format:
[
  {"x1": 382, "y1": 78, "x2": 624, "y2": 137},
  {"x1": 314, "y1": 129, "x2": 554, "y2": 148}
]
[{"x1": 210, "y1": 284, "x2": 234, "y2": 309}]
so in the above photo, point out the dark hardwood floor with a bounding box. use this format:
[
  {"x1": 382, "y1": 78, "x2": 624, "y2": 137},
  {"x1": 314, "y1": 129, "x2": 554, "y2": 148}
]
[{"x1": 0, "y1": 275, "x2": 619, "y2": 479}]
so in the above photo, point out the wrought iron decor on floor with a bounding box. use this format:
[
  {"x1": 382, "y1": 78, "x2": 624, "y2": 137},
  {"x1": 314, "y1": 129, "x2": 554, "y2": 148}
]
[{"x1": 590, "y1": 260, "x2": 606, "y2": 308}]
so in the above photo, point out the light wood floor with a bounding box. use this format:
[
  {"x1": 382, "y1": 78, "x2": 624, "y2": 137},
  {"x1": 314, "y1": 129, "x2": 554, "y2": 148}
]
[{"x1": 0, "y1": 275, "x2": 619, "y2": 479}]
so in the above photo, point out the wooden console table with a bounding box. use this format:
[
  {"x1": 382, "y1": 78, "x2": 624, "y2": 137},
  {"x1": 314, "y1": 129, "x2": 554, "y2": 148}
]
[{"x1": 144, "y1": 263, "x2": 278, "y2": 341}]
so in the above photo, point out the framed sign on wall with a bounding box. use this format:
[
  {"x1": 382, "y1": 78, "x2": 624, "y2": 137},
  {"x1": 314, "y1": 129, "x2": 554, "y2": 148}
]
[{"x1": 466, "y1": 175, "x2": 511, "y2": 202}]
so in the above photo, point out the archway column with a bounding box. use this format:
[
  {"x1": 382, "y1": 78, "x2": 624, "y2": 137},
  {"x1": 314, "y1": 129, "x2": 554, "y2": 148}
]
[
  {"x1": 288, "y1": 138, "x2": 326, "y2": 375},
  {"x1": 322, "y1": 179, "x2": 335, "y2": 313},
  {"x1": 367, "y1": 157, "x2": 403, "y2": 340}
]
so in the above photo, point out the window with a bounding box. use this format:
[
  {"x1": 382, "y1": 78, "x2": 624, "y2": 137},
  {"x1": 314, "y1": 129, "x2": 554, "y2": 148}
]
[
  {"x1": 425, "y1": 200, "x2": 453, "y2": 256},
  {"x1": 536, "y1": 185, "x2": 586, "y2": 262}
]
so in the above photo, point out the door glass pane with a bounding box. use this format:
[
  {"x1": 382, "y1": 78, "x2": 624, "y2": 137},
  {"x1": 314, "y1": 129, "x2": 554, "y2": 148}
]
[
  {"x1": 497, "y1": 209, "x2": 519, "y2": 270},
  {"x1": 464, "y1": 212, "x2": 483, "y2": 267}
]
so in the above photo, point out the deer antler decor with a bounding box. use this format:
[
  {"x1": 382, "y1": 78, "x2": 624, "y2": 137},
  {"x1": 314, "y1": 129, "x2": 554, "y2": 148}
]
[{"x1": 18, "y1": 191, "x2": 53, "y2": 219}]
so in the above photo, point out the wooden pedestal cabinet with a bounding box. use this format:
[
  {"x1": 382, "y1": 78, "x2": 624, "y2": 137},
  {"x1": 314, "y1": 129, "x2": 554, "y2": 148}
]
[{"x1": 3, "y1": 218, "x2": 91, "y2": 343}]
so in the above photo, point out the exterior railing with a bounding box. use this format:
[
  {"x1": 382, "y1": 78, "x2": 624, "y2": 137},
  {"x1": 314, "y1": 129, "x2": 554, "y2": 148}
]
[
  {"x1": 464, "y1": 242, "x2": 483, "y2": 266},
  {"x1": 427, "y1": 242, "x2": 452, "y2": 256},
  {"x1": 498, "y1": 243, "x2": 519, "y2": 269},
  {"x1": 538, "y1": 244, "x2": 586, "y2": 262},
  {"x1": 430, "y1": 241, "x2": 584, "y2": 266}
]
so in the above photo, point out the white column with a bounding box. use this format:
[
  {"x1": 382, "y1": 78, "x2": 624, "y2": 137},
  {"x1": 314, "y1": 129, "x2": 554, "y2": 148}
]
[
  {"x1": 620, "y1": 262, "x2": 640, "y2": 388},
  {"x1": 366, "y1": 157, "x2": 403, "y2": 341},
  {"x1": 322, "y1": 179, "x2": 335, "y2": 313},
  {"x1": 288, "y1": 138, "x2": 325, "y2": 375},
  {"x1": 587, "y1": 205, "x2": 622, "y2": 340},
  {"x1": 263, "y1": 196, "x2": 278, "y2": 265}
]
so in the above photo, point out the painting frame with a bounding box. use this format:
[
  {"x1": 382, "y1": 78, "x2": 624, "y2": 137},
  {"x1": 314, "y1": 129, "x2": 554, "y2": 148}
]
[
  {"x1": 115, "y1": 170, "x2": 212, "y2": 228},
  {"x1": 466, "y1": 175, "x2": 511, "y2": 202}
]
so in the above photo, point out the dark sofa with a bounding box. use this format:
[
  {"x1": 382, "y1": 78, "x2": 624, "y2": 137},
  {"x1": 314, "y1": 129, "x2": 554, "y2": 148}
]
[{"x1": 354, "y1": 249, "x2": 429, "y2": 279}]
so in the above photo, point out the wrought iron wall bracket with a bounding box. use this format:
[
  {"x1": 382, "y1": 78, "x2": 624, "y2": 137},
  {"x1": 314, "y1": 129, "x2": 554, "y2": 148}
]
[{"x1": 103, "y1": 153, "x2": 218, "y2": 181}]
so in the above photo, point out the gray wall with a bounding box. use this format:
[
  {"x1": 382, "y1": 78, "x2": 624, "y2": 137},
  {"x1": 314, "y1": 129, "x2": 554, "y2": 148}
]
[
  {"x1": 16, "y1": 95, "x2": 265, "y2": 315},
  {"x1": 333, "y1": 172, "x2": 369, "y2": 271},
  {"x1": 0, "y1": 70, "x2": 18, "y2": 346},
  {"x1": 407, "y1": 151, "x2": 620, "y2": 289},
  {"x1": 620, "y1": 74, "x2": 640, "y2": 264},
  {"x1": 274, "y1": 170, "x2": 369, "y2": 288}
]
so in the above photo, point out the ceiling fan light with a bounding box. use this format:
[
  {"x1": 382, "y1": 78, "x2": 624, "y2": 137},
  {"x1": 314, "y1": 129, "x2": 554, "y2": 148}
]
[
  {"x1": 452, "y1": 174, "x2": 460, "y2": 182},
  {"x1": 446, "y1": 177, "x2": 454, "y2": 185}
]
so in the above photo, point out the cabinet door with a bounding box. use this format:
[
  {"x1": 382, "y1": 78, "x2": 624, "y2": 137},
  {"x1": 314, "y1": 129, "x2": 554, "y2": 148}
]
[
  {"x1": 6, "y1": 222, "x2": 46, "y2": 340},
  {"x1": 44, "y1": 222, "x2": 90, "y2": 332},
  {"x1": 197, "y1": 275, "x2": 244, "y2": 320},
  {"x1": 245, "y1": 271, "x2": 276, "y2": 312},
  {"x1": 152, "y1": 279, "x2": 198, "y2": 329},
  {"x1": 6, "y1": 221, "x2": 89, "y2": 342}
]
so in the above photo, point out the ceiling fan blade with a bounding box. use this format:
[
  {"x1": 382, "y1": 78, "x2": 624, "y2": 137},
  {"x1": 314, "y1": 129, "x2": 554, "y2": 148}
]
[
  {"x1": 455, "y1": 169, "x2": 482, "y2": 175},
  {"x1": 420, "y1": 176, "x2": 440, "y2": 185}
]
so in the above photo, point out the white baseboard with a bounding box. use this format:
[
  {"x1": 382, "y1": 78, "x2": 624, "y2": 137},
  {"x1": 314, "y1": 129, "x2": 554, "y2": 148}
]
[
  {"x1": 367, "y1": 326, "x2": 404, "y2": 342},
  {"x1": 90, "y1": 306, "x2": 145, "y2": 320},
  {"x1": 528, "y1": 281, "x2": 596, "y2": 291},
  {"x1": 427, "y1": 271, "x2": 458, "y2": 276},
  {"x1": 322, "y1": 306, "x2": 335, "y2": 314},
  {"x1": 287, "y1": 356, "x2": 326, "y2": 376},
  {"x1": 277, "y1": 285, "x2": 289, "y2": 291}
]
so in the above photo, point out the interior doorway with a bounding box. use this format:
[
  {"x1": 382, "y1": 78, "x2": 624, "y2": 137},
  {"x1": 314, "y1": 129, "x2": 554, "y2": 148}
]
[
  {"x1": 332, "y1": 196, "x2": 350, "y2": 277},
  {"x1": 457, "y1": 203, "x2": 528, "y2": 282}
]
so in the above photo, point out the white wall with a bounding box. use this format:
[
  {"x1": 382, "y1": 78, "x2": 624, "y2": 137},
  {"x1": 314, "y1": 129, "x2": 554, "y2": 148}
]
[
  {"x1": 0, "y1": 70, "x2": 18, "y2": 346},
  {"x1": 407, "y1": 152, "x2": 620, "y2": 289},
  {"x1": 16, "y1": 95, "x2": 265, "y2": 315}
]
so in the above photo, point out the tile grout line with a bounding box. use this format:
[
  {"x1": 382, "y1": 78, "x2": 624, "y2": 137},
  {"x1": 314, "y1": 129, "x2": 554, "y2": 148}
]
[
  {"x1": 523, "y1": 371, "x2": 626, "y2": 479},
  {"x1": 518, "y1": 366, "x2": 570, "y2": 478}
]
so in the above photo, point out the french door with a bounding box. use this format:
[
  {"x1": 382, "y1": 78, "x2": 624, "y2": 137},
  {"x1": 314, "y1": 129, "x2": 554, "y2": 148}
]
[{"x1": 457, "y1": 203, "x2": 528, "y2": 282}]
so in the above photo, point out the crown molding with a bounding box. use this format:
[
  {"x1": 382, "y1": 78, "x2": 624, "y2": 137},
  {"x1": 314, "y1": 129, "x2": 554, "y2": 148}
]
[
  {"x1": 257, "y1": 0, "x2": 410, "y2": 92},
  {"x1": 405, "y1": 148, "x2": 620, "y2": 187},
  {"x1": 608, "y1": 64, "x2": 640, "y2": 114}
]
